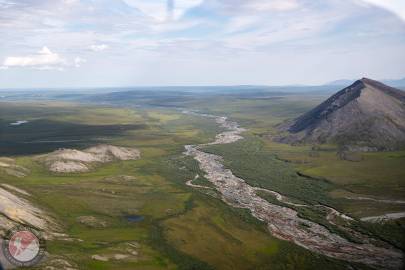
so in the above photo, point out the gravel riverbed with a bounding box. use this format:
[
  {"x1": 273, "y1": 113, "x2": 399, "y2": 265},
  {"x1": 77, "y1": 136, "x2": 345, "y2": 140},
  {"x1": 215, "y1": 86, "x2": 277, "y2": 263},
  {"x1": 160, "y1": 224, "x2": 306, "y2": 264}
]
[{"x1": 183, "y1": 111, "x2": 404, "y2": 270}]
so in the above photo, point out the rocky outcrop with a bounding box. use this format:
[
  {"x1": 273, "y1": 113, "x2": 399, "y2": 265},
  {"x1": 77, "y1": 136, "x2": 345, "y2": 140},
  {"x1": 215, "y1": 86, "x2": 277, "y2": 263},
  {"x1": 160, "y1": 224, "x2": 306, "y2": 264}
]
[
  {"x1": 278, "y1": 78, "x2": 405, "y2": 150},
  {"x1": 38, "y1": 144, "x2": 141, "y2": 173},
  {"x1": 0, "y1": 186, "x2": 56, "y2": 237}
]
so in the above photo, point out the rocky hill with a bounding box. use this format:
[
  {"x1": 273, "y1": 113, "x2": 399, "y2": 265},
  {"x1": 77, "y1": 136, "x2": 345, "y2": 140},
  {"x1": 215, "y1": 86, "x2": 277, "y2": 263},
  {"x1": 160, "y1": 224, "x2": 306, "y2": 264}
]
[
  {"x1": 278, "y1": 78, "x2": 405, "y2": 151},
  {"x1": 38, "y1": 144, "x2": 141, "y2": 173}
]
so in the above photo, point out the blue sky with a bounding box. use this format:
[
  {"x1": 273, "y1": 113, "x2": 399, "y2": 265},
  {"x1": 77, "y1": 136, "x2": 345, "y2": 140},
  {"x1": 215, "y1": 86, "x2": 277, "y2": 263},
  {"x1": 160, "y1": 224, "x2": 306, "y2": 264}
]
[{"x1": 0, "y1": 0, "x2": 404, "y2": 88}]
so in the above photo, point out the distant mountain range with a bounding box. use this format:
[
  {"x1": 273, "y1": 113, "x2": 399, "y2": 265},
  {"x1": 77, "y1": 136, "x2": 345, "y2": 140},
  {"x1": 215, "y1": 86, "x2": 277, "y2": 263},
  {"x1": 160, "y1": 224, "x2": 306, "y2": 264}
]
[
  {"x1": 328, "y1": 77, "x2": 405, "y2": 88},
  {"x1": 278, "y1": 78, "x2": 405, "y2": 151}
]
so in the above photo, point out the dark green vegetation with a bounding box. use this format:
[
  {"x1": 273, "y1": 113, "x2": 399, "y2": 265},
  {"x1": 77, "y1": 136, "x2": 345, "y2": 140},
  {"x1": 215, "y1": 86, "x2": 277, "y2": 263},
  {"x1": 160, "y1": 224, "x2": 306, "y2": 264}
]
[
  {"x1": 0, "y1": 101, "x2": 356, "y2": 270},
  {"x1": 0, "y1": 102, "x2": 145, "y2": 155},
  {"x1": 185, "y1": 91, "x2": 405, "y2": 254},
  {"x1": 204, "y1": 137, "x2": 334, "y2": 205},
  {"x1": 0, "y1": 86, "x2": 403, "y2": 269},
  {"x1": 204, "y1": 137, "x2": 405, "y2": 250}
]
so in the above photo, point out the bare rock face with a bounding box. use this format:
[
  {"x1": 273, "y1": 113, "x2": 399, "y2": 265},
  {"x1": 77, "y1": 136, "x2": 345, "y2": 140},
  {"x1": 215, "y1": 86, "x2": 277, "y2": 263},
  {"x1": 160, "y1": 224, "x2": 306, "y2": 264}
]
[
  {"x1": 85, "y1": 145, "x2": 140, "y2": 161},
  {"x1": 278, "y1": 78, "x2": 405, "y2": 150},
  {"x1": 0, "y1": 186, "x2": 57, "y2": 238},
  {"x1": 39, "y1": 144, "x2": 141, "y2": 173},
  {"x1": 48, "y1": 161, "x2": 90, "y2": 173}
]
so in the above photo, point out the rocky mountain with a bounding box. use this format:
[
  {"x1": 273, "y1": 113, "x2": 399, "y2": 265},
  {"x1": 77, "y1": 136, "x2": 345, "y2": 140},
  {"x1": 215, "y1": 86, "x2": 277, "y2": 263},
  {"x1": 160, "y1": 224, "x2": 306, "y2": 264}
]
[{"x1": 278, "y1": 78, "x2": 405, "y2": 151}]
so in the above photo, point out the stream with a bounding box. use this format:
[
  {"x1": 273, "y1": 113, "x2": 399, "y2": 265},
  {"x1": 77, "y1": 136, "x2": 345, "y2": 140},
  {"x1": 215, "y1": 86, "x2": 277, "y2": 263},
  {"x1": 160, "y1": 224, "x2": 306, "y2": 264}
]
[{"x1": 183, "y1": 111, "x2": 403, "y2": 270}]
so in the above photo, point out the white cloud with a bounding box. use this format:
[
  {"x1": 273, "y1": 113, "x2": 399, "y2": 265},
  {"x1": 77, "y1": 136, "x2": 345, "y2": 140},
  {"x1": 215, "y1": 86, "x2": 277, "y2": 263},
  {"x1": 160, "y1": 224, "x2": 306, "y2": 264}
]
[
  {"x1": 63, "y1": 0, "x2": 79, "y2": 5},
  {"x1": 0, "y1": 1, "x2": 16, "y2": 8},
  {"x1": 3, "y1": 47, "x2": 66, "y2": 69},
  {"x1": 123, "y1": 0, "x2": 203, "y2": 21},
  {"x1": 0, "y1": 0, "x2": 404, "y2": 85},
  {"x1": 246, "y1": 0, "x2": 299, "y2": 12},
  {"x1": 223, "y1": 17, "x2": 258, "y2": 34},
  {"x1": 361, "y1": 0, "x2": 405, "y2": 20},
  {"x1": 1, "y1": 47, "x2": 84, "y2": 70},
  {"x1": 90, "y1": 44, "x2": 109, "y2": 52},
  {"x1": 74, "y1": 57, "x2": 86, "y2": 67}
]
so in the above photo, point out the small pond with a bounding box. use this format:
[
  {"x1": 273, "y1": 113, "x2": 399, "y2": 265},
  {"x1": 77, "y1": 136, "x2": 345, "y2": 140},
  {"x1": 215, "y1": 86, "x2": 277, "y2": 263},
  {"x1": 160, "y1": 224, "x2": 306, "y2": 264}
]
[
  {"x1": 9, "y1": 120, "x2": 29, "y2": 126},
  {"x1": 125, "y1": 215, "x2": 144, "y2": 222}
]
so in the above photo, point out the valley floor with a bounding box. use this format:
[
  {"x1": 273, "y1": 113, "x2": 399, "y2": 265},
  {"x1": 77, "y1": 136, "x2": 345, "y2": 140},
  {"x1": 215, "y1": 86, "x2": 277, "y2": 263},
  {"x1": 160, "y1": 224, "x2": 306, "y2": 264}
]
[{"x1": 0, "y1": 97, "x2": 403, "y2": 270}]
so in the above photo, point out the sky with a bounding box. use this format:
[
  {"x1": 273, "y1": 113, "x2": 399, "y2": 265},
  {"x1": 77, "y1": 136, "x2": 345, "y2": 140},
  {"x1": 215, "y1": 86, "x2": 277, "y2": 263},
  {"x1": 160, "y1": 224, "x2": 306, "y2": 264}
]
[{"x1": 0, "y1": 0, "x2": 404, "y2": 88}]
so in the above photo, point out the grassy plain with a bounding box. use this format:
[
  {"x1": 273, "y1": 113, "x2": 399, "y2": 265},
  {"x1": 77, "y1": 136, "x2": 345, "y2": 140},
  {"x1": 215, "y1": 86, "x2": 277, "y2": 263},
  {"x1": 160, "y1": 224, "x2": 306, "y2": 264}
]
[{"x1": 0, "y1": 101, "x2": 356, "y2": 269}]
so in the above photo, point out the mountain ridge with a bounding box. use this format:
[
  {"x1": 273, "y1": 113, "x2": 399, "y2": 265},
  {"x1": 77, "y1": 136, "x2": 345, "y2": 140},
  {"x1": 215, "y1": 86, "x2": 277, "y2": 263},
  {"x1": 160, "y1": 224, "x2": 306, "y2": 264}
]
[
  {"x1": 278, "y1": 78, "x2": 405, "y2": 151},
  {"x1": 328, "y1": 77, "x2": 405, "y2": 88}
]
